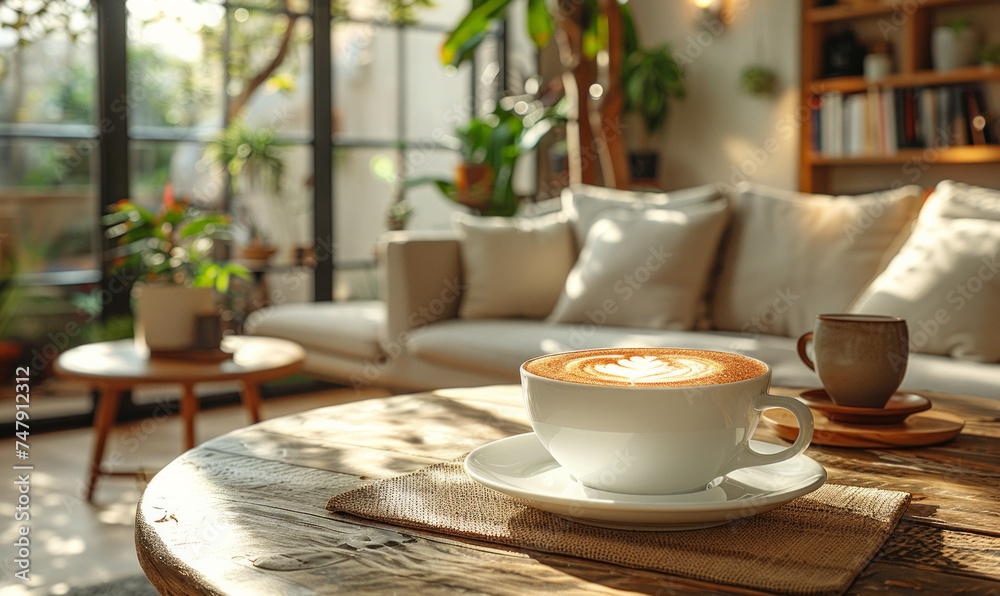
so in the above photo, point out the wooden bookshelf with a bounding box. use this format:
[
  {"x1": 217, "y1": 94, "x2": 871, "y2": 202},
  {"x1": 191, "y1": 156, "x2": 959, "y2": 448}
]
[
  {"x1": 809, "y1": 145, "x2": 1000, "y2": 165},
  {"x1": 807, "y1": 0, "x2": 999, "y2": 23},
  {"x1": 799, "y1": 0, "x2": 1000, "y2": 193}
]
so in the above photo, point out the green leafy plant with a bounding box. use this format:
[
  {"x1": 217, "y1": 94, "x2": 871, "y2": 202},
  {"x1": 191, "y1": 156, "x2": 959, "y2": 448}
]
[
  {"x1": 205, "y1": 121, "x2": 287, "y2": 194},
  {"x1": 439, "y1": 0, "x2": 637, "y2": 187},
  {"x1": 71, "y1": 290, "x2": 135, "y2": 342},
  {"x1": 0, "y1": 256, "x2": 22, "y2": 340},
  {"x1": 623, "y1": 44, "x2": 687, "y2": 135},
  {"x1": 103, "y1": 187, "x2": 250, "y2": 293},
  {"x1": 947, "y1": 16, "x2": 972, "y2": 34},
  {"x1": 407, "y1": 98, "x2": 566, "y2": 216},
  {"x1": 739, "y1": 65, "x2": 778, "y2": 96},
  {"x1": 980, "y1": 42, "x2": 1000, "y2": 66}
]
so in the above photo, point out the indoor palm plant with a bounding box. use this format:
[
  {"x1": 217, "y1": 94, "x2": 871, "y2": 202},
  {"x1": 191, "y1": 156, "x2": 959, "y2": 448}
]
[
  {"x1": 621, "y1": 43, "x2": 686, "y2": 180},
  {"x1": 104, "y1": 185, "x2": 249, "y2": 352},
  {"x1": 440, "y1": 0, "x2": 634, "y2": 189},
  {"x1": 206, "y1": 120, "x2": 287, "y2": 259},
  {"x1": 408, "y1": 98, "x2": 566, "y2": 216}
]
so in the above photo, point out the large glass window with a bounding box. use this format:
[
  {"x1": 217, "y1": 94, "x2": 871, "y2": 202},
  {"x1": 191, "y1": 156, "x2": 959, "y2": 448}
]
[
  {"x1": 1, "y1": 1, "x2": 525, "y2": 424},
  {"x1": 0, "y1": 1, "x2": 99, "y2": 278}
]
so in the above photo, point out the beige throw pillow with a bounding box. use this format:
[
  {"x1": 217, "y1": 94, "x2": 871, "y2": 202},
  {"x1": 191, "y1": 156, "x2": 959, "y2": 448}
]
[
  {"x1": 547, "y1": 198, "x2": 730, "y2": 329},
  {"x1": 562, "y1": 183, "x2": 723, "y2": 248},
  {"x1": 851, "y1": 182, "x2": 1000, "y2": 362},
  {"x1": 452, "y1": 212, "x2": 575, "y2": 319},
  {"x1": 711, "y1": 183, "x2": 923, "y2": 338}
]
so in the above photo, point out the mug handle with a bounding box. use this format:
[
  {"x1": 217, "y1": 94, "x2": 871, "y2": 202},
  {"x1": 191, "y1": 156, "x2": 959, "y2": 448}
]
[
  {"x1": 797, "y1": 331, "x2": 815, "y2": 371},
  {"x1": 725, "y1": 393, "x2": 814, "y2": 473}
]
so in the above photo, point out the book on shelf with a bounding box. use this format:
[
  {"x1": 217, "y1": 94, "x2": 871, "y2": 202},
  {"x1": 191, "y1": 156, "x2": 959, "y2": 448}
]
[{"x1": 810, "y1": 82, "x2": 1000, "y2": 158}]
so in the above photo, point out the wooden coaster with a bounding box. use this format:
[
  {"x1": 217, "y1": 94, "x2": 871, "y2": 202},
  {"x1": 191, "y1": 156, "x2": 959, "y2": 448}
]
[
  {"x1": 149, "y1": 348, "x2": 234, "y2": 363},
  {"x1": 763, "y1": 408, "x2": 965, "y2": 448},
  {"x1": 799, "y1": 389, "x2": 931, "y2": 425}
]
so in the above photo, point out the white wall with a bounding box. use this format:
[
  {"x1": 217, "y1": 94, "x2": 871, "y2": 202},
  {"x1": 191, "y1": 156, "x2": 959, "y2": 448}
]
[{"x1": 630, "y1": 0, "x2": 802, "y2": 192}]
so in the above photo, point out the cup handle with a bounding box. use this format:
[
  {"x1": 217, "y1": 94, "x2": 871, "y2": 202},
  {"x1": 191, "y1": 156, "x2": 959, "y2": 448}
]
[
  {"x1": 797, "y1": 331, "x2": 815, "y2": 371},
  {"x1": 726, "y1": 393, "x2": 814, "y2": 473}
]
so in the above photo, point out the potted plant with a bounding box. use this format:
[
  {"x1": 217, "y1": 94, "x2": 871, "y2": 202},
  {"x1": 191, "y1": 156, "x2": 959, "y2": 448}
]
[
  {"x1": 206, "y1": 120, "x2": 288, "y2": 259},
  {"x1": 0, "y1": 256, "x2": 22, "y2": 382},
  {"x1": 622, "y1": 44, "x2": 686, "y2": 181},
  {"x1": 980, "y1": 42, "x2": 1000, "y2": 68},
  {"x1": 440, "y1": 0, "x2": 635, "y2": 189},
  {"x1": 408, "y1": 98, "x2": 566, "y2": 216},
  {"x1": 739, "y1": 65, "x2": 778, "y2": 97},
  {"x1": 932, "y1": 17, "x2": 977, "y2": 71},
  {"x1": 104, "y1": 185, "x2": 249, "y2": 353}
]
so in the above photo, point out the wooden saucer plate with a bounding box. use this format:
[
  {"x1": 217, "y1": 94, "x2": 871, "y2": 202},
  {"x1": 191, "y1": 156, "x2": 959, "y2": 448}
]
[
  {"x1": 149, "y1": 347, "x2": 234, "y2": 363},
  {"x1": 763, "y1": 408, "x2": 965, "y2": 448},
  {"x1": 799, "y1": 389, "x2": 931, "y2": 425}
]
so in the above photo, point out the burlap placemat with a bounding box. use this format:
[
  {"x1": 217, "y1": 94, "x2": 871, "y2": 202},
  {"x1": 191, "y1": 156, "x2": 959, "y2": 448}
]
[{"x1": 327, "y1": 459, "x2": 910, "y2": 596}]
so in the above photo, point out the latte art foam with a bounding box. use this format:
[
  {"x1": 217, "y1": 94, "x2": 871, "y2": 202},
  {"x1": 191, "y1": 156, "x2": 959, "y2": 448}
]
[{"x1": 524, "y1": 348, "x2": 767, "y2": 387}]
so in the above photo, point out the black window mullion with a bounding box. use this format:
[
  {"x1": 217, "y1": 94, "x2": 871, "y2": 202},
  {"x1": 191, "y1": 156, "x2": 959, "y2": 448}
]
[
  {"x1": 96, "y1": 0, "x2": 130, "y2": 321},
  {"x1": 313, "y1": 0, "x2": 334, "y2": 302}
]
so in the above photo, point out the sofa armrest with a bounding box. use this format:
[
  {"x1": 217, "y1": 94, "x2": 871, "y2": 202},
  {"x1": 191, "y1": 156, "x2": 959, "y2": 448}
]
[{"x1": 378, "y1": 230, "x2": 463, "y2": 344}]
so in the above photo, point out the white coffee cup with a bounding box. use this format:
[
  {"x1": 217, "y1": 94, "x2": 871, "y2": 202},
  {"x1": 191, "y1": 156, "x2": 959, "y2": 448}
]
[{"x1": 520, "y1": 348, "x2": 815, "y2": 495}]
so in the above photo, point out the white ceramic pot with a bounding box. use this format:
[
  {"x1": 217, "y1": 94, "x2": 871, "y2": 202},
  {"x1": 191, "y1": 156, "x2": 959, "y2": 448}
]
[
  {"x1": 134, "y1": 284, "x2": 216, "y2": 352},
  {"x1": 932, "y1": 26, "x2": 977, "y2": 71}
]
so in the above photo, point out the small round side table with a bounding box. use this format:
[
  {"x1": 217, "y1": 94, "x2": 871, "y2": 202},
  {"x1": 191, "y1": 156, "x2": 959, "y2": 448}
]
[{"x1": 55, "y1": 335, "x2": 305, "y2": 501}]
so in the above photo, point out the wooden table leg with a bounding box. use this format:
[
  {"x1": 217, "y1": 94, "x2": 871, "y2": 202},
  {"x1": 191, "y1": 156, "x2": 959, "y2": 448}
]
[
  {"x1": 240, "y1": 382, "x2": 262, "y2": 424},
  {"x1": 87, "y1": 386, "x2": 124, "y2": 503},
  {"x1": 180, "y1": 384, "x2": 198, "y2": 450}
]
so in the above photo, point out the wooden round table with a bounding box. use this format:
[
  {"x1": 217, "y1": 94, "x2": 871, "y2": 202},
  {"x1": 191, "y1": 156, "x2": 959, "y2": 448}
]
[
  {"x1": 55, "y1": 335, "x2": 304, "y2": 501},
  {"x1": 135, "y1": 386, "x2": 1000, "y2": 595}
]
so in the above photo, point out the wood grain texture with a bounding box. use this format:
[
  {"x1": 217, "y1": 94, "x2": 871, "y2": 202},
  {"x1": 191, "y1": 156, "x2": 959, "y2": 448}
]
[{"x1": 136, "y1": 386, "x2": 1000, "y2": 595}]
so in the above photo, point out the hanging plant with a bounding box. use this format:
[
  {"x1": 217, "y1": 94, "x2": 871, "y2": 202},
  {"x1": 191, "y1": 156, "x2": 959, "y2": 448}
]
[{"x1": 739, "y1": 66, "x2": 778, "y2": 97}]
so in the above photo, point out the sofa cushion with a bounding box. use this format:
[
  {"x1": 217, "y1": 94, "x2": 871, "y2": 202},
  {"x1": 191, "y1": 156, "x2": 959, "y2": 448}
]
[
  {"x1": 244, "y1": 301, "x2": 384, "y2": 360},
  {"x1": 406, "y1": 319, "x2": 1000, "y2": 398},
  {"x1": 405, "y1": 318, "x2": 817, "y2": 385},
  {"x1": 917, "y1": 180, "x2": 1000, "y2": 221},
  {"x1": 711, "y1": 183, "x2": 923, "y2": 338},
  {"x1": 561, "y1": 183, "x2": 722, "y2": 248},
  {"x1": 547, "y1": 198, "x2": 729, "y2": 330},
  {"x1": 452, "y1": 212, "x2": 575, "y2": 320},
  {"x1": 851, "y1": 182, "x2": 1000, "y2": 362}
]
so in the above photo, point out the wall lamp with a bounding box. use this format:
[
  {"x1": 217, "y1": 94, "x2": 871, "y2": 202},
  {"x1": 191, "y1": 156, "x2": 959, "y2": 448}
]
[{"x1": 694, "y1": 0, "x2": 732, "y2": 28}]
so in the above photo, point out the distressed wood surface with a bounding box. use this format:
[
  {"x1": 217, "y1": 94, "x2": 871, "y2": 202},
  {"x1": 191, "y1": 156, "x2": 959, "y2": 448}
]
[{"x1": 136, "y1": 386, "x2": 1000, "y2": 595}]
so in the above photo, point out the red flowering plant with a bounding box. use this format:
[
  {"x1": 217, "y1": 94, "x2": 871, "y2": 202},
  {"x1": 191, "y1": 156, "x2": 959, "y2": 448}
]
[{"x1": 103, "y1": 185, "x2": 249, "y2": 292}]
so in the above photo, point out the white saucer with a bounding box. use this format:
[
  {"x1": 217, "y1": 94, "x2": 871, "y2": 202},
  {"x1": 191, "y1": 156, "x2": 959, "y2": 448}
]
[{"x1": 464, "y1": 433, "x2": 827, "y2": 531}]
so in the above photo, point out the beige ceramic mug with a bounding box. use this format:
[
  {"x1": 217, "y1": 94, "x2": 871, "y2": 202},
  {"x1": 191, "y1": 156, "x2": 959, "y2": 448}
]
[{"x1": 797, "y1": 314, "x2": 908, "y2": 408}]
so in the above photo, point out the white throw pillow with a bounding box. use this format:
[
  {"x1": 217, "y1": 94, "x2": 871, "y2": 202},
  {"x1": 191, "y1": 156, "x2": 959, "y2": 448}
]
[
  {"x1": 851, "y1": 183, "x2": 1000, "y2": 362},
  {"x1": 918, "y1": 179, "x2": 1000, "y2": 222},
  {"x1": 711, "y1": 183, "x2": 923, "y2": 338},
  {"x1": 562, "y1": 183, "x2": 723, "y2": 248},
  {"x1": 452, "y1": 212, "x2": 575, "y2": 319},
  {"x1": 547, "y1": 198, "x2": 730, "y2": 330}
]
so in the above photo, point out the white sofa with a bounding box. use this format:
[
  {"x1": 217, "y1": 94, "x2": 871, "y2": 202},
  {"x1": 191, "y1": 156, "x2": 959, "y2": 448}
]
[{"x1": 247, "y1": 181, "x2": 1000, "y2": 400}]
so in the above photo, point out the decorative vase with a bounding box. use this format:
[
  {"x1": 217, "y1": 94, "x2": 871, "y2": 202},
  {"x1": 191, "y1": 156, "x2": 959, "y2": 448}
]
[
  {"x1": 239, "y1": 240, "x2": 277, "y2": 262},
  {"x1": 133, "y1": 284, "x2": 216, "y2": 354},
  {"x1": 822, "y1": 29, "x2": 866, "y2": 78},
  {"x1": 454, "y1": 163, "x2": 494, "y2": 211},
  {"x1": 628, "y1": 151, "x2": 659, "y2": 181},
  {"x1": 863, "y1": 52, "x2": 892, "y2": 81},
  {"x1": 932, "y1": 26, "x2": 977, "y2": 71}
]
